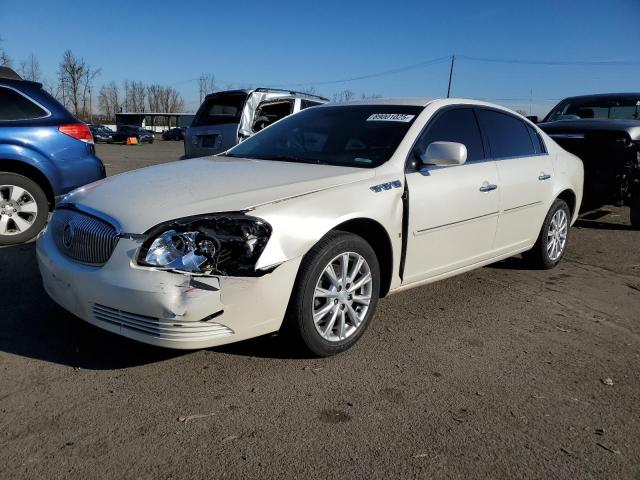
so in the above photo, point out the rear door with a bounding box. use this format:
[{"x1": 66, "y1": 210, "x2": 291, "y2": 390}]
[
  {"x1": 186, "y1": 92, "x2": 248, "y2": 158},
  {"x1": 403, "y1": 107, "x2": 500, "y2": 284},
  {"x1": 475, "y1": 108, "x2": 554, "y2": 251}
]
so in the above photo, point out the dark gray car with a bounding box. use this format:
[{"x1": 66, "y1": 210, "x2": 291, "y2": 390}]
[{"x1": 184, "y1": 88, "x2": 328, "y2": 159}]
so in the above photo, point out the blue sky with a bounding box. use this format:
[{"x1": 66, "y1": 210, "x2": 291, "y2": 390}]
[{"x1": 1, "y1": 0, "x2": 639, "y2": 115}]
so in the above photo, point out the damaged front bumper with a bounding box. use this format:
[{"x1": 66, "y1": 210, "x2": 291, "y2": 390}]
[{"x1": 36, "y1": 227, "x2": 301, "y2": 349}]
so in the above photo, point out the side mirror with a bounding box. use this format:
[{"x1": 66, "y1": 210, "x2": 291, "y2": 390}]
[
  {"x1": 526, "y1": 115, "x2": 539, "y2": 123},
  {"x1": 420, "y1": 141, "x2": 467, "y2": 166}
]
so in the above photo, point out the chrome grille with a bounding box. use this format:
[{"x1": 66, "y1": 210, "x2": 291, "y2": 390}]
[
  {"x1": 92, "y1": 304, "x2": 233, "y2": 340},
  {"x1": 51, "y1": 208, "x2": 119, "y2": 266}
]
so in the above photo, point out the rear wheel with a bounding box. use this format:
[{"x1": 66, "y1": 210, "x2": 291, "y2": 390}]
[
  {"x1": 523, "y1": 198, "x2": 570, "y2": 269},
  {"x1": 284, "y1": 231, "x2": 380, "y2": 356},
  {"x1": 0, "y1": 173, "x2": 48, "y2": 246}
]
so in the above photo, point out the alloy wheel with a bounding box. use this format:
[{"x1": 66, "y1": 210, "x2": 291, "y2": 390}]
[
  {"x1": 0, "y1": 184, "x2": 39, "y2": 236},
  {"x1": 312, "y1": 252, "x2": 373, "y2": 342},
  {"x1": 547, "y1": 209, "x2": 568, "y2": 261}
]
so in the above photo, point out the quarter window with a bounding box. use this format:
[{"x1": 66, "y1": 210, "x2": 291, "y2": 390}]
[
  {"x1": 527, "y1": 124, "x2": 547, "y2": 155},
  {"x1": 0, "y1": 87, "x2": 47, "y2": 121},
  {"x1": 476, "y1": 109, "x2": 536, "y2": 158},
  {"x1": 414, "y1": 108, "x2": 485, "y2": 162}
]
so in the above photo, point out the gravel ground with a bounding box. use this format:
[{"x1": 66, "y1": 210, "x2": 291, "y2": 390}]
[{"x1": 1, "y1": 140, "x2": 639, "y2": 479}]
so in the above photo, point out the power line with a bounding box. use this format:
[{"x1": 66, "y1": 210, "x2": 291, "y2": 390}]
[{"x1": 457, "y1": 55, "x2": 640, "y2": 67}]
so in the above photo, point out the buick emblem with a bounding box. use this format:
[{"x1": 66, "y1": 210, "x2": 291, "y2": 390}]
[{"x1": 62, "y1": 223, "x2": 75, "y2": 249}]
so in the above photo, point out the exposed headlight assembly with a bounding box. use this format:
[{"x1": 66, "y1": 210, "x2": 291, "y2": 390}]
[{"x1": 137, "y1": 214, "x2": 272, "y2": 276}]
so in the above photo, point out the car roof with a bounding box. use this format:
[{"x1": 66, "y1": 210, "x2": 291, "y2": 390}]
[{"x1": 557, "y1": 93, "x2": 640, "y2": 101}]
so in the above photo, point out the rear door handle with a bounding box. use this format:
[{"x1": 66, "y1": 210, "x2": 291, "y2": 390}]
[
  {"x1": 479, "y1": 183, "x2": 498, "y2": 192},
  {"x1": 538, "y1": 173, "x2": 551, "y2": 181}
]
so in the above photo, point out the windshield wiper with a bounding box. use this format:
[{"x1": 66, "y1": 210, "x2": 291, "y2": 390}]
[{"x1": 249, "y1": 154, "x2": 323, "y2": 165}]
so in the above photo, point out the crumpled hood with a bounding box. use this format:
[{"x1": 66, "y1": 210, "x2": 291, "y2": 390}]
[{"x1": 61, "y1": 156, "x2": 374, "y2": 232}]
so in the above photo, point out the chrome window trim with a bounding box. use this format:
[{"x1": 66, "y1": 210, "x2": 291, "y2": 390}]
[{"x1": 0, "y1": 84, "x2": 52, "y2": 122}]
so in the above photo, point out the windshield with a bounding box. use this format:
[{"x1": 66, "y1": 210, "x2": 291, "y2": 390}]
[
  {"x1": 192, "y1": 92, "x2": 248, "y2": 126},
  {"x1": 226, "y1": 105, "x2": 422, "y2": 168},
  {"x1": 546, "y1": 96, "x2": 640, "y2": 122}
]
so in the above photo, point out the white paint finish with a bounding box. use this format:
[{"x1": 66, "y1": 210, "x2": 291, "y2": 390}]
[
  {"x1": 493, "y1": 154, "x2": 555, "y2": 249},
  {"x1": 38, "y1": 98, "x2": 585, "y2": 349},
  {"x1": 403, "y1": 161, "x2": 500, "y2": 283},
  {"x1": 62, "y1": 157, "x2": 373, "y2": 232}
]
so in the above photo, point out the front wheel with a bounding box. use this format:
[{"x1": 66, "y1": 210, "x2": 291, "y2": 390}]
[
  {"x1": 284, "y1": 231, "x2": 380, "y2": 356},
  {"x1": 523, "y1": 198, "x2": 571, "y2": 269},
  {"x1": 0, "y1": 173, "x2": 49, "y2": 246}
]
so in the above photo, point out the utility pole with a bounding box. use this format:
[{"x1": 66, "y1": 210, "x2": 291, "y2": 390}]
[{"x1": 447, "y1": 54, "x2": 455, "y2": 98}]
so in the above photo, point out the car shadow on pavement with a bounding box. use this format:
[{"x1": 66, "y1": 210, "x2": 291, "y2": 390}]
[
  {"x1": 485, "y1": 255, "x2": 539, "y2": 271},
  {"x1": 0, "y1": 243, "x2": 184, "y2": 370},
  {"x1": 574, "y1": 219, "x2": 636, "y2": 231}
]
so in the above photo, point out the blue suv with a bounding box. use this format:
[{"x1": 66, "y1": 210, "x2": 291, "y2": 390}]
[{"x1": 0, "y1": 67, "x2": 105, "y2": 245}]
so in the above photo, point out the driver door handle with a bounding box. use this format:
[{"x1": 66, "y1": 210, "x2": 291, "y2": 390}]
[
  {"x1": 479, "y1": 183, "x2": 498, "y2": 192},
  {"x1": 538, "y1": 173, "x2": 552, "y2": 181}
]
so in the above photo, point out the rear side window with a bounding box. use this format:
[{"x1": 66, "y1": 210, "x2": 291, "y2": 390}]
[
  {"x1": 300, "y1": 100, "x2": 323, "y2": 110},
  {"x1": 0, "y1": 86, "x2": 48, "y2": 121},
  {"x1": 193, "y1": 93, "x2": 248, "y2": 126},
  {"x1": 252, "y1": 100, "x2": 294, "y2": 132},
  {"x1": 414, "y1": 108, "x2": 485, "y2": 162},
  {"x1": 476, "y1": 109, "x2": 536, "y2": 158}
]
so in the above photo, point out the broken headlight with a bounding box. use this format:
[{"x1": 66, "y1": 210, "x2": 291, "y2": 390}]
[{"x1": 137, "y1": 214, "x2": 272, "y2": 276}]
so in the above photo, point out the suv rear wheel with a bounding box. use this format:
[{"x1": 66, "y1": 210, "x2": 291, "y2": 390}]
[{"x1": 0, "y1": 173, "x2": 48, "y2": 245}]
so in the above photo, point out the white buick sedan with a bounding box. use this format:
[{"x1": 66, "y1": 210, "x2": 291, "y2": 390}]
[{"x1": 37, "y1": 99, "x2": 583, "y2": 356}]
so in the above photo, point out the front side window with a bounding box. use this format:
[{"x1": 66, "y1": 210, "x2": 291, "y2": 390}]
[
  {"x1": 0, "y1": 87, "x2": 48, "y2": 121},
  {"x1": 227, "y1": 105, "x2": 423, "y2": 168},
  {"x1": 413, "y1": 108, "x2": 485, "y2": 162},
  {"x1": 476, "y1": 109, "x2": 536, "y2": 158}
]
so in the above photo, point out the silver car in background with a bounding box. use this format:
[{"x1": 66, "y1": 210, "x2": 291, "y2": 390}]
[{"x1": 184, "y1": 88, "x2": 328, "y2": 158}]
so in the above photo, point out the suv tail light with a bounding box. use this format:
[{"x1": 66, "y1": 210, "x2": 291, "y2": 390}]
[{"x1": 59, "y1": 123, "x2": 94, "y2": 144}]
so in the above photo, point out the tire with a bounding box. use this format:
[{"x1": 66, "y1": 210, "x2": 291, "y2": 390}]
[
  {"x1": 523, "y1": 198, "x2": 571, "y2": 269},
  {"x1": 0, "y1": 173, "x2": 49, "y2": 246},
  {"x1": 630, "y1": 193, "x2": 640, "y2": 229},
  {"x1": 283, "y1": 230, "x2": 381, "y2": 356}
]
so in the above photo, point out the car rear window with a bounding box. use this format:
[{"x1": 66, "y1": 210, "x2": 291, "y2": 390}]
[
  {"x1": 0, "y1": 86, "x2": 48, "y2": 121},
  {"x1": 192, "y1": 92, "x2": 248, "y2": 126}
]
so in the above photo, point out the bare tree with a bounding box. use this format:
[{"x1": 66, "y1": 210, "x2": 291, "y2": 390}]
[
  {"x1": 332, "y1": 89, "x2": 355, "y2": 103},
  {"x1": 18, "y1": 53, "x2": 42, "y2": 82},
  {"x1": 301, "y1": 86, "x2": 318, "y2": 95},
  {"x1": 361, "y1": 93, "x2": 382, "y2": 99},
  {"x1": 0, "y1": 36, "x2": 11, "y2": 67},
  {"x1": 198, "y1": 73, "x2": 216, "y2": 104},
  {"x1": 98, "y1": 81, "x2": 120, "y2": 121},
  {"x1": 57, "y1": 50, "x2": 100, "y2": 120}
]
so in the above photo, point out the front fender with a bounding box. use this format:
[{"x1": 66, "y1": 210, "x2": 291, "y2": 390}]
[{"x1": 252, "y1": 178, "x2": 404, "y2": 274}]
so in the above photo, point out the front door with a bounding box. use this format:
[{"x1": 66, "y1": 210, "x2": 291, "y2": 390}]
[{"x1": 402, "y1": 108, "x2": 500, "y2": 284}]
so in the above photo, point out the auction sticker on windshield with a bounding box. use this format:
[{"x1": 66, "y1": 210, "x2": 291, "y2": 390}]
[{"x1": 367, "y1": 113, "x2": 415, "y2": 122}]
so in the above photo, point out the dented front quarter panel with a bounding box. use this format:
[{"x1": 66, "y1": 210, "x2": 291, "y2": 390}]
[{"x1": 252, "y1": 161, "x2": 407, "y2": 291}]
